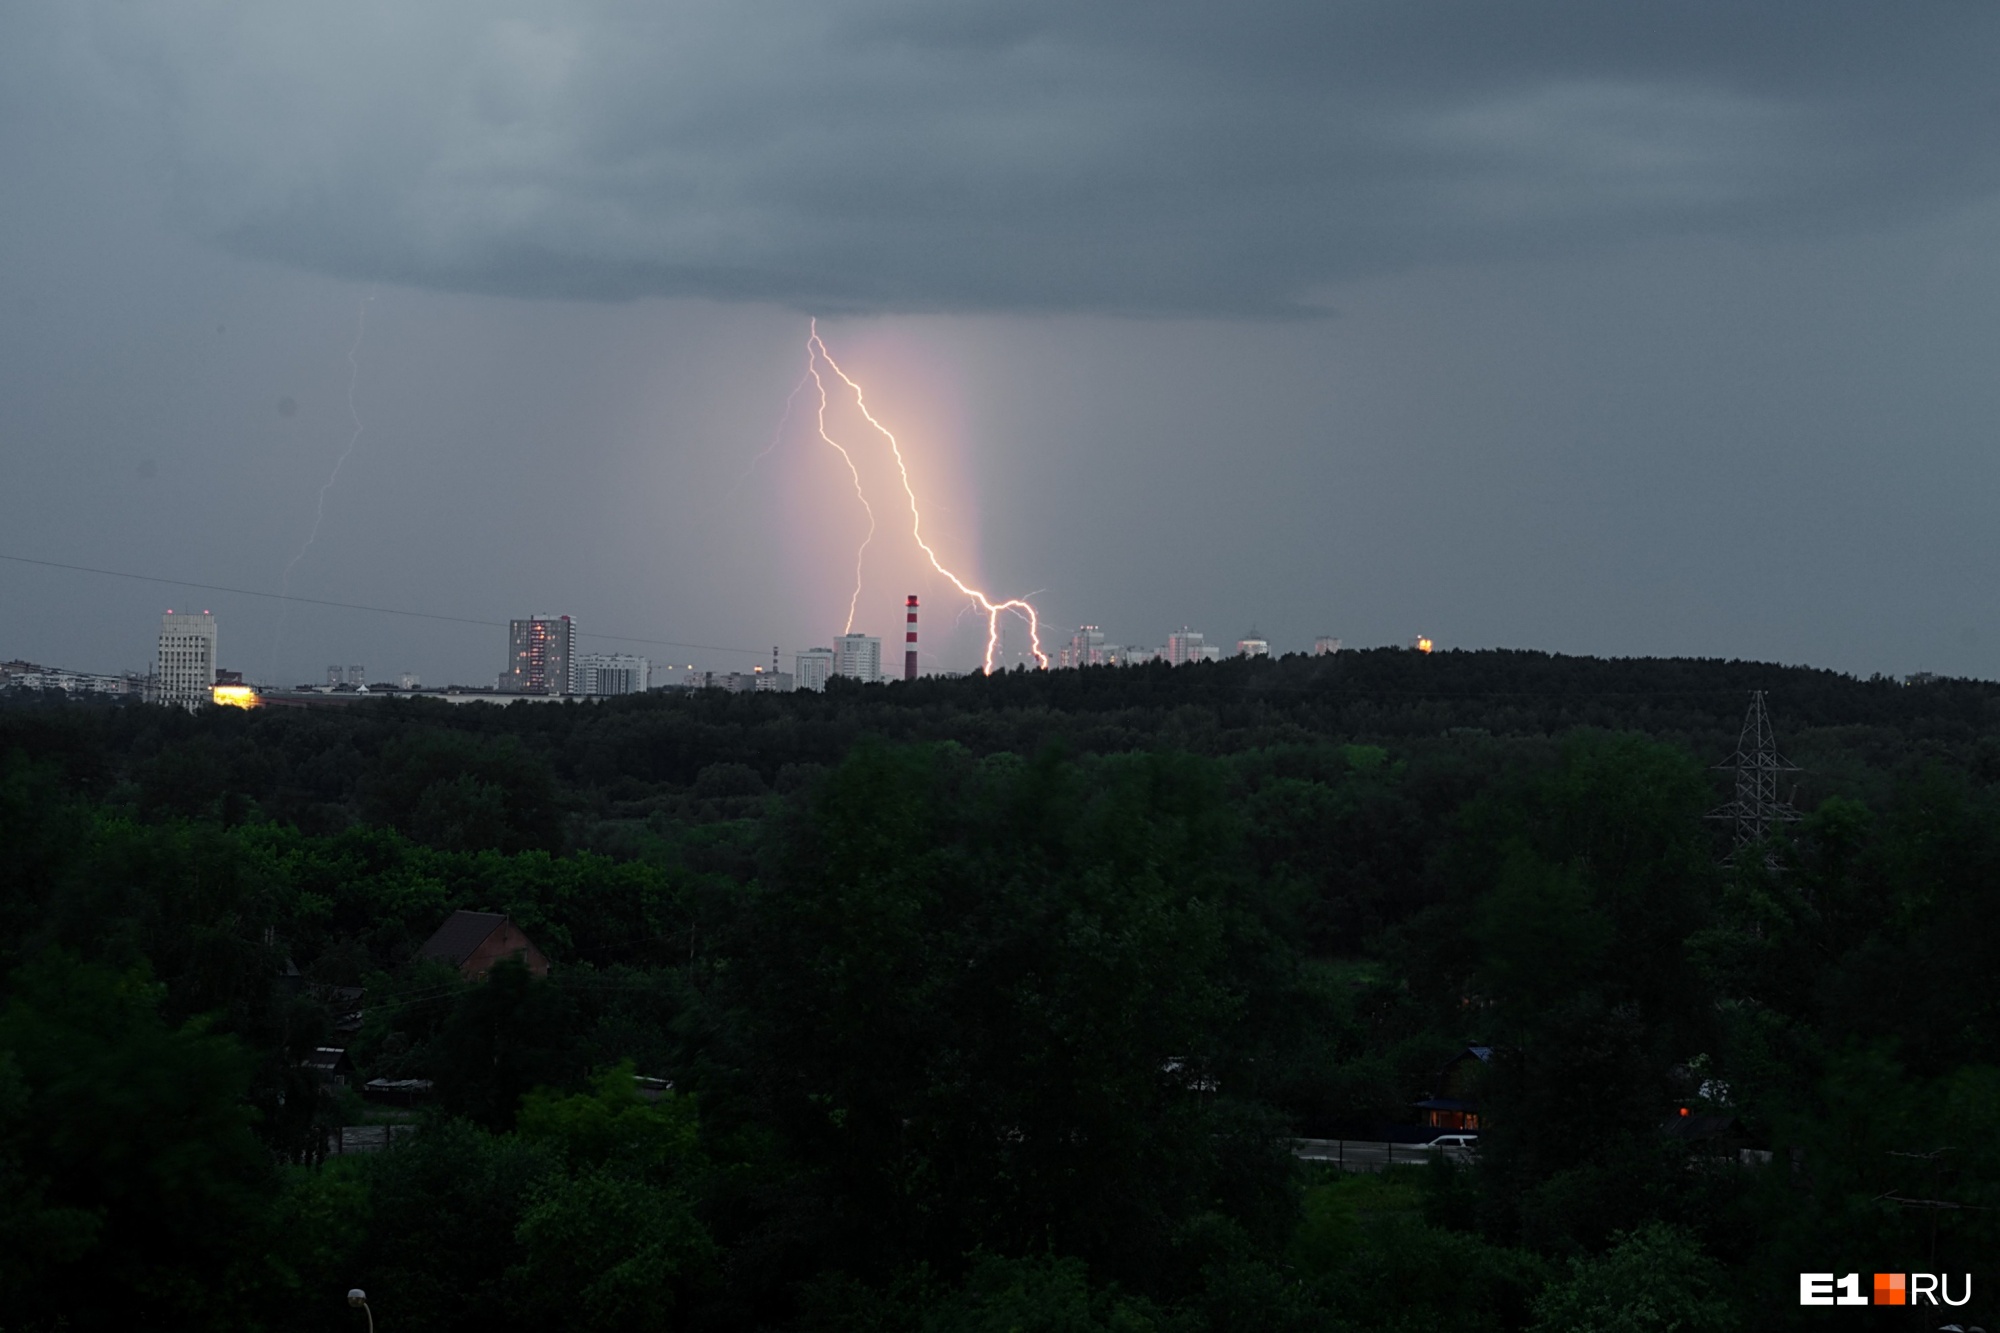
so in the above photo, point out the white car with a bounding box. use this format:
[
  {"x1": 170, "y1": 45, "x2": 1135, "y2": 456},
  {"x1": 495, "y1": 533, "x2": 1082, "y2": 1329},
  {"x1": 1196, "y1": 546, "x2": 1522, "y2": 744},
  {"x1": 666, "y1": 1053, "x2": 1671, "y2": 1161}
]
[{"x1": 1424, "y1": 1133, "x2": 1479, "y2": 1151}]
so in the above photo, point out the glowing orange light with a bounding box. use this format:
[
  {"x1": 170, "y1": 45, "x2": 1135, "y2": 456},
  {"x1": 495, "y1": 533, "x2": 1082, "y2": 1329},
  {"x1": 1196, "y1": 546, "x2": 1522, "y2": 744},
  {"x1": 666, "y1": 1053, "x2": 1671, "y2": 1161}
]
[
  {"x1": 211, "y1": 685, "x2": 260, "y2": 709},
  {"x1": 1414, "y1": 636, "x2": 1434, "y2": 654},
  {"x1": 807, "y1": 321, "x2": 1046, "y2": 673}
]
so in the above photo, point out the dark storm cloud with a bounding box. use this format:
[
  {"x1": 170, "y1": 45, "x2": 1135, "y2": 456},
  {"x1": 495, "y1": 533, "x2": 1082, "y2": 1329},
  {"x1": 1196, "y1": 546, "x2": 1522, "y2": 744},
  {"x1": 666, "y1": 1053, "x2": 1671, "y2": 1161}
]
[{"x1": 24, "y1": 2, "x2": 2000, "y2": 313}]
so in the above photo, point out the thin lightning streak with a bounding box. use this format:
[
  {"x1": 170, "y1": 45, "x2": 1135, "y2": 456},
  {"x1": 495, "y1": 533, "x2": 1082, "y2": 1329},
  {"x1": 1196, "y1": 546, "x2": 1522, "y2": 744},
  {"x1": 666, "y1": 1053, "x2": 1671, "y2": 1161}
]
[
  {"x1": 730, "y1": 372, "x2": 809, "y2": 496},
  {"x1": 272, "y1": 293, "x2": 372, "y2": 679},
  {"x1": 807, "y1": 323, "x2": 1047, "y2": 672},
  {"x1": 804, "y1": 322, "x2": 875, "y2": 634}
]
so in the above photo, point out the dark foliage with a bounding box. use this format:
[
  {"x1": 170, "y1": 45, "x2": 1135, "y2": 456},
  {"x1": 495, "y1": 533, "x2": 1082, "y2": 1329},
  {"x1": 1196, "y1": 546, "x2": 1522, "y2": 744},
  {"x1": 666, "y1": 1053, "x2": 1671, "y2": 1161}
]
[{"x1": 1, "y1": 651, "x2": 1996, "y2": 1329}]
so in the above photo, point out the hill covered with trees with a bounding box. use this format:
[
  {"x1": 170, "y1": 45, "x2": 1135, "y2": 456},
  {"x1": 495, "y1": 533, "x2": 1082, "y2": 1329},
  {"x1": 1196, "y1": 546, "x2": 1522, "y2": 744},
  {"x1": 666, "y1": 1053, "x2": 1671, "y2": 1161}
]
[{"x1": 3, "y1": 649, "x2": 1996, "y2": 1330}]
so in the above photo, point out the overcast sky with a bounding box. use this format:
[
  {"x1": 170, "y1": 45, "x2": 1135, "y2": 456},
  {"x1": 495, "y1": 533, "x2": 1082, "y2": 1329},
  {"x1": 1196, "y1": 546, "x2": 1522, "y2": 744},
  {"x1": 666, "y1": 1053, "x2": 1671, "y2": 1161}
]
[{"x1": 3, "y1": 2, "x2": 1998, "y2": 683}]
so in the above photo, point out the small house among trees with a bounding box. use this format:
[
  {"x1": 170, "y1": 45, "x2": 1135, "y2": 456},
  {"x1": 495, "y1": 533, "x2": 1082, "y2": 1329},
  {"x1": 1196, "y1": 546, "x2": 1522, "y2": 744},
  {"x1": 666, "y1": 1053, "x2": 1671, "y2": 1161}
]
[
  {"x1": 1415, "y1": 1044, "x2": 1490, "y2": 1132},
  {"x1": 417, "y1": 909, "x2": 550, "y2": 980},
  {"x1": 301, "y1": 1046, "x2": 354, "y2": 1088}
]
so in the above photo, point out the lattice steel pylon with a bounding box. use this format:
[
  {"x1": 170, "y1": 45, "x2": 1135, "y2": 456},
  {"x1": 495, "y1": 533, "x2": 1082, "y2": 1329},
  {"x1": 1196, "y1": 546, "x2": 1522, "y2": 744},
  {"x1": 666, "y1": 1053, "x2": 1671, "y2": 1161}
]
[{"x1": 1708, "y1": 691, "x2": 1801, "y2": 868}]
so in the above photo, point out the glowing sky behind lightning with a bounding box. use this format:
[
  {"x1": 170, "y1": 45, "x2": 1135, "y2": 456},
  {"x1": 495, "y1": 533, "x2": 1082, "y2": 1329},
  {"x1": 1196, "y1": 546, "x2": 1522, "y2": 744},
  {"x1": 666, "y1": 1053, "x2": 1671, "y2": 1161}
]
[{"x1": 806, "y1": 320, "x2": 1047, "y2": 672}]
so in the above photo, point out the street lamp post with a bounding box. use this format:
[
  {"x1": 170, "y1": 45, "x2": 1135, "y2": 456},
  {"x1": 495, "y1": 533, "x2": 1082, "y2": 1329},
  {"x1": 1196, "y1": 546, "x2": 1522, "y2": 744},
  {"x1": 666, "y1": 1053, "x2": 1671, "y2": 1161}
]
[{"x1": 347, "y1": 1288, "x2": 373, "y2": 1333}]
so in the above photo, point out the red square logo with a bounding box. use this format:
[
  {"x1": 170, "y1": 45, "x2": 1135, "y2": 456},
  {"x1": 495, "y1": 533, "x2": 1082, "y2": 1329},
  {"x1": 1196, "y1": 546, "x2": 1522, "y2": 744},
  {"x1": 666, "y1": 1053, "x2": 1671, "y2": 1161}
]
[{"x1": 1873, "y1": 1273, "x2": 1906, "y2": 1306}]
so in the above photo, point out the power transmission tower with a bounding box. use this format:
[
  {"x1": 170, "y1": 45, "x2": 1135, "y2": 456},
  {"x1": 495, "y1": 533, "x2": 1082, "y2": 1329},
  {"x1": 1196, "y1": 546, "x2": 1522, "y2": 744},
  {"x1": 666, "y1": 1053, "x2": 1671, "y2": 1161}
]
[{"x1": 1708, "y1": 691, "x2": 1801, "y2": 869}]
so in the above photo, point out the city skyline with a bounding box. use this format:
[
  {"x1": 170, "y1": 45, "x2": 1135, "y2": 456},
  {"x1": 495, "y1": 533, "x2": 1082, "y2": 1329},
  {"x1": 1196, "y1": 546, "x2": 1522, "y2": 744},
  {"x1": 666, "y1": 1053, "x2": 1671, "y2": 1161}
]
[
  {"x1": 5, "y1": 7, "x2": 2000, "y2": 685},
  {"x1": 10, "y1": 587, "x2": 1407, "y2": 702}
]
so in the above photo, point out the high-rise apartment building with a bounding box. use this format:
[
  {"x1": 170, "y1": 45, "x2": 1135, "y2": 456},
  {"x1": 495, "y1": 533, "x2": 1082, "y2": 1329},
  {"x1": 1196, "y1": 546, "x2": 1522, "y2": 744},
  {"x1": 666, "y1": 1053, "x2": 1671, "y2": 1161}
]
[
  {"x1": 500, "y1": 615, "x2": 576, "y2": 695},
  {"x1": 1236, "y1": 630, "x2": 1269, "y2": 658},
  {"x1": 1061, "y1": 625, "x2": 1110, "y2": 669},
  {"x1": 833, "y1": 633, "x2": 882, "y2": 683},
  {"x1": 1165, "y1": 628, "x2": 1207, "y2": 666},
  {"x1": 156, "y1": 611, "x2": 218, "y2": 710},
  {"x1": 1313, "y1": 636, "x2": 1342, "y2": 656},
  {"x1": 577, "y1": 652, "x2": 650, "y2": 696},
  {"x1": 795, "y1": 647, "x2": 835, "y2": 692}
]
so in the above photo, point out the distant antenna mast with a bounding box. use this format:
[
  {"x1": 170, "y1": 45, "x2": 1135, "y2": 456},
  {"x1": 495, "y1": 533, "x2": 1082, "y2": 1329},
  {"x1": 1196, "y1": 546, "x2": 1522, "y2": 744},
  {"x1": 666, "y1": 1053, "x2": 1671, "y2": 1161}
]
[{"x1": 1708, "y1": 691, "x2": 1801, "y2": 868}]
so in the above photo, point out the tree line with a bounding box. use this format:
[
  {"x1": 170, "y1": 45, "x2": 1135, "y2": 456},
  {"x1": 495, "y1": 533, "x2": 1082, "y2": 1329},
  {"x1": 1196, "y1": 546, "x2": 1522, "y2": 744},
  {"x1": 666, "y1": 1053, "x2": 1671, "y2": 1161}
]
[{"x1": 1, "y1": 649, "x2": 1995, "y2": 1329}]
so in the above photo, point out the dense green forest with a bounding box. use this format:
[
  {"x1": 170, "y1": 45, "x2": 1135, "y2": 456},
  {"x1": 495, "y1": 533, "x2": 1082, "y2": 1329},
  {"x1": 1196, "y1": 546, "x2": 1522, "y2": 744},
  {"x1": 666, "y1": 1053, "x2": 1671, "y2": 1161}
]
[{"x1": 2, "y1": 648, "x2": 1996, "y2": 1331}]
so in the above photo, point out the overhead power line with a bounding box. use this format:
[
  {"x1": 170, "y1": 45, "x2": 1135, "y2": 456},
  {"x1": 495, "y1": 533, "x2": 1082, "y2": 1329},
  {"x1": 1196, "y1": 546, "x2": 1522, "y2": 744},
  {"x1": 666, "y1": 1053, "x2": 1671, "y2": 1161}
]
[{"x1": 0, "y1": 552, "x2": 764, "y2": 657}]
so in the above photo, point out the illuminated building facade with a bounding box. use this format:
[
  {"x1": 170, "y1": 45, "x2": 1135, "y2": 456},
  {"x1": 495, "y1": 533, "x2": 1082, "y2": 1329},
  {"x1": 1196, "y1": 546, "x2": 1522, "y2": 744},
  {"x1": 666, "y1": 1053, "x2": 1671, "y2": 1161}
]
[
  {"x1": 1060, "y1": 625, "x2": 1110, "y2": 669},
  {"x1": 795, "y1": 647, "x2": 835, "y2": 692},
  {"x1": 1236, "y1": 630, "x2": 1269, "y2": 658},
  {"x1": 577, "y1": 652, "x2": 649, "y2": 696},
  {"x1": 501, "y1": 614, "x2": 576, "y2": 695},
  {"x1": 155, "y1": 611, "x2": 218, "y2": 711},
  {"x1": 1165, "y1": 628, "x2": 1207, "y2": 666},
  {"x1": 1313, "y1": 636, "x2": 1342, "y2": 656},
  {"x1": 833, "y1": 633, "x2": 882, "y2": 683}
]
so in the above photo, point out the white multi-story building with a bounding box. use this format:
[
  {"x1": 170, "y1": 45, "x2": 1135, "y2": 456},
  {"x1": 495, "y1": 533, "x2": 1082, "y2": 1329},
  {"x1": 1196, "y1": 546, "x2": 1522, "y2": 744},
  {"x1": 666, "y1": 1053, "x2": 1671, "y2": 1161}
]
[
  {"x1": 1313, "y1": 636, "x2": 1342, "y2": 656},
  {"x1": 577, "y1": 652, "x2": 650, "y2": 696},
  {"x1": 156, "y1": 611, "x2": 218, "y2": 710},
  {"x1": 1236, "y1": 631, "x2": 1269, "y2": 658},
  {"x1": 1060, "y1": 626, "x2": 1112, "y2": 669},
  {"x1": 1, "y1": 660, "x2": 143, "y2": 697},
  {"x1": 833, "y1": 633, "x2": 882, "y2": 683},
  {"x1": 795, "y1": 647, "x2": 835, "y2": 692},
  {"x1": 1165, "y1": 628, "x2": 1207, "y2": 666}
]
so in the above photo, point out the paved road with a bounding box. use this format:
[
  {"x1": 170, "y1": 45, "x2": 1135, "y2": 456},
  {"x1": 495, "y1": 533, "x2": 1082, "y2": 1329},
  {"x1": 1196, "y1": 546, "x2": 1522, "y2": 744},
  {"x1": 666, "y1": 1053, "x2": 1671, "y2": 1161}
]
[{"x1": 1293, "y1": 1138, "x2": 1476, "y2": 1172}]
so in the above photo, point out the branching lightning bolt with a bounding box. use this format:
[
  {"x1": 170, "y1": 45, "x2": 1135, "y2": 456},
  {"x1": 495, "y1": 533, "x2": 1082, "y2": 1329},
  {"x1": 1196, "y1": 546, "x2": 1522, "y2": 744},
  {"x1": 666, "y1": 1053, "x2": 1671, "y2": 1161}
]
[
  {"x1": 804, "y1": 325, "x2": 875, "y2": 634},
  {"x1": 271, "y1": 293, "x2": 371, "y2": 679},
  {"x1": 807, "y1": 321, "x2": 1047, "y2": 672}
]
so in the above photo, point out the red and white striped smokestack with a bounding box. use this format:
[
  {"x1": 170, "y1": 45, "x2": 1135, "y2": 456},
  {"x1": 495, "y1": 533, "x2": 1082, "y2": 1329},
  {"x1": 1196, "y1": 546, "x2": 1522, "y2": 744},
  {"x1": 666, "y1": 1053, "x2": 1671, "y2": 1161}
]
[{"x1": 905, "y1": 594, "x2": 919, "y2": 681}]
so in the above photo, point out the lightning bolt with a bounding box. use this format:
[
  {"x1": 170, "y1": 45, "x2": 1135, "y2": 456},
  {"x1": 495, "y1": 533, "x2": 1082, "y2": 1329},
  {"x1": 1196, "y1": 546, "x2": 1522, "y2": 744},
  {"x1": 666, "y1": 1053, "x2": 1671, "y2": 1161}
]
[
  {"x1": 271, "y1": 291, "x2": 372, "y2": 680},
  {"x1": 807, "y1": 321, "x2": 1047, "y2": 672},
  {"x1": 803, "y1": 326, "x2": 877, "y2": 634},
  {"x1": 730, "y1": 371, "x2": 809, "y2": 497}
]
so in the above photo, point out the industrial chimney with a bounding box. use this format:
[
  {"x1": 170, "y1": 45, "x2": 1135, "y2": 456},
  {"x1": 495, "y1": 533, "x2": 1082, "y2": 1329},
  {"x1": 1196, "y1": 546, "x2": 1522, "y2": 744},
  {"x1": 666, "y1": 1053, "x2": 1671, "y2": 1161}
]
[{"x1": 905, "y1": 595, "x2": 919, "y2": 681}]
